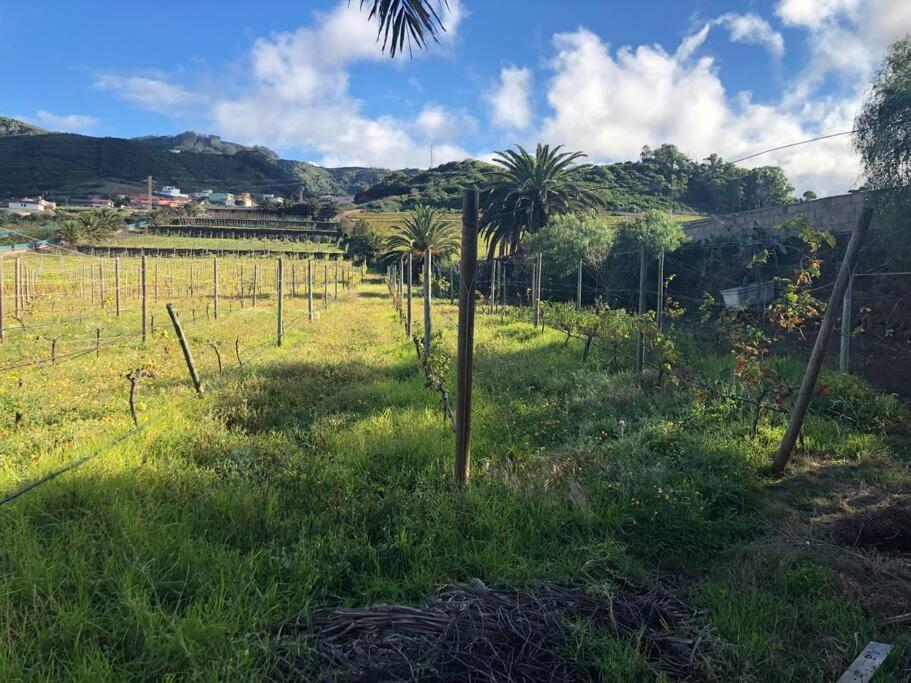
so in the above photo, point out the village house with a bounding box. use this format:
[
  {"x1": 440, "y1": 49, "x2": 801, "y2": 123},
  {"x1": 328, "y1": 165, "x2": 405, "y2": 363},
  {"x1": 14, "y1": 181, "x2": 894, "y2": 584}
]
[{"x1": 7, "y1": 197, "x2": 57, "y2": 212}]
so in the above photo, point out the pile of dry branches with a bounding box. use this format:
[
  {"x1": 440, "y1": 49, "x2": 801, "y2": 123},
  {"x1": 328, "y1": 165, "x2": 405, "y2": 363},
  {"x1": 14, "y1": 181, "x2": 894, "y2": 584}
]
[{"x1": 270, "y1": 579, "x2": 712, "y2": 681}]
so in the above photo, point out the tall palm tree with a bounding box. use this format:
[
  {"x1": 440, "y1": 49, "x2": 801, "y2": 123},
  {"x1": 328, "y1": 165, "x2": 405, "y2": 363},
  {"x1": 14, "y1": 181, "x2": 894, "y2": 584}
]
[
  {"x1": 482, "y1": 144, "x2": 604, "y2": 256},
  {"x1": 182, "y1": 201, "x2": 204, "y2": 217},
  {"x1": 386, "y1": 204, "x2": 458, "y2": 358},
  {"x1": 385, "y1": 204, "x2": 459, "y2": 259},
  {"x1": 357, "y1": 0, "x2": 448, "y2": 57}
]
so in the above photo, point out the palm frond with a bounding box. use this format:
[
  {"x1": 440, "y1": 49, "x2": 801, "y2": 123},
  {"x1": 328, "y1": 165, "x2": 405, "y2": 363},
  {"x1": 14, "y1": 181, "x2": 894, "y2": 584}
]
[{"x1": 357, "y1": 0, "x2": 449, "y2": 57}]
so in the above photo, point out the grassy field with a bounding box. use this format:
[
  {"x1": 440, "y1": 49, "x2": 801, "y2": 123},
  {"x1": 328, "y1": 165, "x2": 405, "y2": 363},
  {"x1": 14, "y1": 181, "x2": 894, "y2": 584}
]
[
  {"x1": 0, "y1": 264, "x2": 909, "y2": 679},
  {"x1": 89, "y1": 233, "x2": 344, "y2": 255}
]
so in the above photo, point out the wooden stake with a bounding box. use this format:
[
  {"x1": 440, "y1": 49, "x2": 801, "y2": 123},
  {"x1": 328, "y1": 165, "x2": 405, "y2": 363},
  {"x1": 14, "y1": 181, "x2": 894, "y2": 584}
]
[
  {"x1": 166, "y1": 304, "x2": 203, "y2": 396},
  {"x1": 323, "y1": 263, "x2": 328, "y2": 309},
  {"x1": 773, "y1": 208, "x2": 873, "y2": 473},
  {"x1": 489, "y1": 258, "x2": 496, "y2": 314},
  {"x1": 252, "y1": 263, "x2": 258, "y2": 307},
  {"x1": 407, "y1": 252, "x2": 413, "y2": 337},
  {"x1": 115, "y1": 257, "x2": 121, "y2": 317},
  {"x1": 455, "y1": 189, "x2": 480, "y2": 484},
  {"x1": 141, "y1": 255, "x2": 148, "y2": 343},
  {"x1": 213, "y1": 257, "x2": 219, "y2": 320},
  {"x1": 308, "y1": 259, "x2": 314, "y2": 321},
  {"x1": 423, "y1": 249, "x2": 433, "y2": 359},
  {"x1": 276, "y1": 258, "x2": 284, "y2": 347}
]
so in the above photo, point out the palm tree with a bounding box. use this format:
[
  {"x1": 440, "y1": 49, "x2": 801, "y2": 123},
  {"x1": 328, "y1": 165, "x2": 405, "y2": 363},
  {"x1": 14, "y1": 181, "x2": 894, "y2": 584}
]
[
  {"x1": 357, "y1": 0, "x2": 448, "y2": 57},
  {"x1": 482, "y1": 144, "x2": 604, "y2": 256},
  {"x1": 386, "y1": 204, "x2": 458, "y2": 358},
  {"x1": 182, "y1": 201, "x2": 204, "y2": 217},
  {"x1": 59, "y1": 220, "x2": 84, "y2": 244}
]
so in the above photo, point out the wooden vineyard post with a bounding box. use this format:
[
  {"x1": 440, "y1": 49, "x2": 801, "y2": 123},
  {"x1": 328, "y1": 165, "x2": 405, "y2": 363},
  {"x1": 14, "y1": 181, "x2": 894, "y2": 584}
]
[
  {"x1": 334, "y1": 260, "x2": 339, "y2": 301},
  {"x1": 773, "y1": 207, "x2": 874, "y2": 474},
  {"x1": 636, "y1": 247, "x2": 646, "y2": 374},
  {"x1": 276, "y1": 258, "x2": 284, "y2": 347},
  {"x1": 213, "y1": 257, "x2": 219, "y2": 320},
  {"x1": 166, "y1": 304, "x2": 203, "y2": 396},
  {"x1": 252, "y1": 264, "x2": 258, "y2": 308},
  {"x1": 455, "y1": 188, "x2": 480, "y2": 484},
  {"x1": 141, "y1": 255, "x2": 148, "y2": 343},
  {"x1": 308, "y1": 259, "x2": 314, "y2": 321},
  {"x1": 0, "y1": 257, "x2": 4, "y2": 341},
  {"x1": 840, "y1": 273, "x2": 853, "y2": 373},
  {"x1": 154, "y1": 261, "x2": 159, "y2": 302},
  {"x1": 323, "y1": 263, "x2": 328, "y2": 310},
  {"x1": 407, "y1": 253, "x2": 413, "y2": 338},
  {"x1": 423, "y1": 248, "x2": 433, "y2": 360},
  {"x1": 577, "y1": 259, "x2": 583, "y2": 310},
  {"x1": 14, "y1": 257, "x2": 20, "y2": 318},
  {"x1": 656, "y1": 249, "x2": 665, "y2": 332},
  {"x1": 115, "y1": 257, "x2": 121, "y2": 317},
  {"x1": 99, "y1": 264, "x2": 106, "y2": 308}
]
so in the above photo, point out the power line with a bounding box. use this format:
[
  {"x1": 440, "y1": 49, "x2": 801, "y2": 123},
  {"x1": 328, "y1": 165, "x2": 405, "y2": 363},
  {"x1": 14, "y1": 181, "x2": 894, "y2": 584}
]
[{"x1": 728, "y1": 130, "x2": 855, "y2": 164}]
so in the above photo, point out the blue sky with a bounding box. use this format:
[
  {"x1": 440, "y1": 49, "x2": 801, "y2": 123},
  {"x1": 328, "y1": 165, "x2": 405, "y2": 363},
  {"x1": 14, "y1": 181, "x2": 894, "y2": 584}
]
[{"x1": 2, "y1": 0, "x2": 910, "y2": 194}]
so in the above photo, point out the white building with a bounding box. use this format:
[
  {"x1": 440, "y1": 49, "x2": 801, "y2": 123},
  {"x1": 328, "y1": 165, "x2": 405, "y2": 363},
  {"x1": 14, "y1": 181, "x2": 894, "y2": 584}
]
[
  {"x1": 7, "y1": 197, "x2": 56, "y2": 212},
  {"x1": 158, "y1": 186, "x2": 186, "y2": 198},
  {"x1": 192, "y1": 190, "x2": 213, "y2": 200}
]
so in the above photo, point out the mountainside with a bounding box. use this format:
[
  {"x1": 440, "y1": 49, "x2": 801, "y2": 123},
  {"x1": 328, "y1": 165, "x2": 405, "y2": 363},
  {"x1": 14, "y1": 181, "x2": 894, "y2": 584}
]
[
  {"x1": 134, "y1": 131, "x2": 279, "y2": 160},
  {"x1": 0, "y1": 133, "x2": 300, "y2": 197},
  {"x1": 353, "y1": 145, "x2": 797, "y2": 215},
  {"x1": 0, "y1": 116, "x2": 47, "y2": 137},
  {"x1": 277, "y1": 161, "x2": 399, "y2": 197}
]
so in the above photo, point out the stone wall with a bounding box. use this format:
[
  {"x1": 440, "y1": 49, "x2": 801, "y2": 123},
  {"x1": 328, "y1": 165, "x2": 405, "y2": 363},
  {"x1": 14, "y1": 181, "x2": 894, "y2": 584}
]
[{"x1": 683, "y1": 190, "x2": 873, "y2": 242}]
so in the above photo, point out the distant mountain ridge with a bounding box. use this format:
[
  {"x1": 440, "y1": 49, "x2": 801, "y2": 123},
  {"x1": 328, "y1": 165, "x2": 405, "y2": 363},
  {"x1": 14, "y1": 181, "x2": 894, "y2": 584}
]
[
  {"x1": 0, "y1": 116, "x2": 48, "y2": 137},
  {"x1": 133, "y1": 131, "x2": 280, "y2": 161},
  {"x1": 0, "y1": 117, "x2": 796, "y2": 214}
]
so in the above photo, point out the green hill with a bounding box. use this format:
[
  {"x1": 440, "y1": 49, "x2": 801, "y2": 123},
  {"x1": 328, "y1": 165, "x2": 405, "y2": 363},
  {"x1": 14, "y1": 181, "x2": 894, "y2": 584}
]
[
  {"x1": 0, "y1": 133, "x2": 301, "y2": 197},
  {"x1": 133, "y1": 131, "x2": 279, "y2": 160},
  {"x1": 352, "y1": 145, "x2": 797, "y2": 215},
  {"x1": 0, "y1": 116, "x2": 47, "y2": 137}
]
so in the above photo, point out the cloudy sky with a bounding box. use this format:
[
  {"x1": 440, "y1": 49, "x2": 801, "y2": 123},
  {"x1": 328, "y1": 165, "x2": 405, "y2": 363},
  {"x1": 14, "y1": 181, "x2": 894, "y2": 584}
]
[{"x1": 4, "y1": 0, "x2": 910, "y2": 195}]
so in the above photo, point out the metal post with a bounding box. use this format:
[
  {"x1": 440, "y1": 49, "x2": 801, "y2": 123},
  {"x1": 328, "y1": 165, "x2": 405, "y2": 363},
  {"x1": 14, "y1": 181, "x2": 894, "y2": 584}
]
[
  {"x1": 489, "y1": 259, "x2": 496, "y2": 314},
  {"x1": 576, "y1": 259, "x2": 583, "y2": 310},
  {"x1": 840, "y1": 272, "x2": 853, "y2": 373},
  {"x1": 636, "y1": 247, "x2": 646, "y2": 373},
  {"x1": 455, "y1": 188, "x2": 480, "y2": 484},
  {"x1": 657, "y1": 249, "x2": 665, "y2": 331}
]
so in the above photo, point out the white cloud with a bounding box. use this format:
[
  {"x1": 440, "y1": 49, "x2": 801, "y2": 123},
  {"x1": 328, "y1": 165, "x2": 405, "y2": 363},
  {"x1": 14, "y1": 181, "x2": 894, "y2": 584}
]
[
  {"x1": 209, "y1": 1, "x2": 471, "y2": 168},
  {"x1": 486, "y1": 66, "x2": 533, "y2": 130},
  {"x1": 776, "y1": 0, "x2": 860, "y2": 29},
  {"x1": 714, "y1": 13, "x2": 785, "y2": 58},
  {"x1": 94, "y1": 74, "x2": 196, "y2": 115},
  {"x1": 537, "y1": 27, "x2": 863, "y2": 195},
  {"x1": 32, "y1": 110, "x2": 98, "y2": 133}
]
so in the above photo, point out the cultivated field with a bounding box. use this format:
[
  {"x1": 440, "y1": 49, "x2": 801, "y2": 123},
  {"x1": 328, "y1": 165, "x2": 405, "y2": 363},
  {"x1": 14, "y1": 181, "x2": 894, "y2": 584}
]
[
  {"x1": 0, "y1": 250, "x2": 909, "y2": 679},
  {"x1": 90, "y1": 233, "x2": 344, "y2": 255}
]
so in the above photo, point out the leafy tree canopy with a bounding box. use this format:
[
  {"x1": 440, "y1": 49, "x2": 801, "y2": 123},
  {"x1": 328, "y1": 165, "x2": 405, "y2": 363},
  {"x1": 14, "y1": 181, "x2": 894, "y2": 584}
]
[
  {"x1": 854, "y1": 35, "x2": 911, "y2": 225},
  {"x1": 522, "y1": 211, "x2": 617, "y2": 276},
  {"x1": 617, "y1": 209, "x2": 687, "y2": 254}
]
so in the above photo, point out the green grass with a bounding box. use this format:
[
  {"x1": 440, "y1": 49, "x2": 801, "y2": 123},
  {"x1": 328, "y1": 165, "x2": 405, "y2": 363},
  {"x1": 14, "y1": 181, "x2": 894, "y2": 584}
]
[{"x1": 0, "y1": 272, "x2": 908, "y2": 680}]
